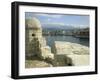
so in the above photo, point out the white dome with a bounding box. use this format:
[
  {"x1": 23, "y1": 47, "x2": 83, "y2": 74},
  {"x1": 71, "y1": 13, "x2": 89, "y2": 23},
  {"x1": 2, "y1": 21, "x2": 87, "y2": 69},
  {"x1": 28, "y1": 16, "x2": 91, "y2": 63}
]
[{"x1": 26, "y1": 17, "x2": 42, "y2": 29}]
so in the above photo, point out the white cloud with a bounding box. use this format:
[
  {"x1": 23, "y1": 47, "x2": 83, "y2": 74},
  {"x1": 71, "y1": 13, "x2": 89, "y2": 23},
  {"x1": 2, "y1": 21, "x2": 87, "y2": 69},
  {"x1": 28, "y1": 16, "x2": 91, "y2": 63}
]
[
  {"x1": 43, "y1": 22, "x2": 66, "y2": 26},
  {"x1": 47, "y1": 18, "x2": 51, "y2": 21},
  {"x1": 35, "y1": 13, "x2": 63, "y2": 18}
]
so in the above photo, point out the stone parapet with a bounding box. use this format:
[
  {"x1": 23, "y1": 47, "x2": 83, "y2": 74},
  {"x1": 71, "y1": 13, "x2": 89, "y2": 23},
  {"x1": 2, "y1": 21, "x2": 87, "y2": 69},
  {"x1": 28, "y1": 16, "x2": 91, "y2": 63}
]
[{"x1": 52, "y1": 41, "x2": 89, "y2": 66}]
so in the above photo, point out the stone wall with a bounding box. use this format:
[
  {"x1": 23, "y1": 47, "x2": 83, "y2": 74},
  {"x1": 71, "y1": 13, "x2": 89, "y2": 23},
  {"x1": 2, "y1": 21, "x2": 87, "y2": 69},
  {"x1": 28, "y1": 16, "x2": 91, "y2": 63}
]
[
  {"x1": 52, "y1": 41, "x2": 89, "y2": 66},
  {"x1": 25, "y1": 18, "x2": 54, "y2": 62}
]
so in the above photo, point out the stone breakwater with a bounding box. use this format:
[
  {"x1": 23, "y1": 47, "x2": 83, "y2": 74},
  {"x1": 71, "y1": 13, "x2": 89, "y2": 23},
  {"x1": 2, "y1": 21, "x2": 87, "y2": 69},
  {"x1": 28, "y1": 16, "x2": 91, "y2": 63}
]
[
  {"x1": 52, "y1": 41, "x2": 89, "y2": 55},
  {"x1": 52, "y1": 41, "x2": 89, "y2": 66}
]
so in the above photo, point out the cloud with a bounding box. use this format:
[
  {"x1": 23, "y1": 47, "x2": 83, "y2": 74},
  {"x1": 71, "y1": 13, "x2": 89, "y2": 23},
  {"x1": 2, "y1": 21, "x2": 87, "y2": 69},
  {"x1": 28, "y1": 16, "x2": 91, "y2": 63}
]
[
  {"x1": 35, "y1": 13, "x2": 63, "y2": 18},
  {"x1": 42, "y1": 22, "x2": 66, "y2": 26},
  {"x1": 47, "y1": 18, "x2": 51, "y2": 21}
]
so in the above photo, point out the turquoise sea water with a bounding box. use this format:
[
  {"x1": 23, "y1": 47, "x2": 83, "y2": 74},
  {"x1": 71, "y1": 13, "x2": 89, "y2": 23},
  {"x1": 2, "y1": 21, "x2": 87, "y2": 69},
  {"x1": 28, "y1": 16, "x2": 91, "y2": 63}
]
[{"x1": 44, "y1": 36, "x2": 89, "y2": 47}]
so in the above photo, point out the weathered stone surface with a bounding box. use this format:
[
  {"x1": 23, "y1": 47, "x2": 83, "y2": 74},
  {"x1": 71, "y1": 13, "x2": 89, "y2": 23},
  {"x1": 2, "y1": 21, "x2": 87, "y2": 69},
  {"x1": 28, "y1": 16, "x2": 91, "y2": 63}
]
[
  {"x1": 66, "y1": 55, "x2": 89, "y2": 66},
  {"x1": 38, "y1": 46, "x2": 54, "y2": 60},
  {"x1": 25, "y1": 60, "x2": 53, "y2": 68},
  {"x1": 26, "y1": 17, "x2": 42, "y2": 29},
  {"x1": 52, "y1": 41, "x2": 89, "y2": 66},
  {"x1": 38, "y1": 37, "x2": 47, "y2": 46},
  {"x1": 26, "y1": 17, "x2": 54, "y2": 63},
  {"x1": 52, "y1": 41, "x2": 89, "y2": 55}
]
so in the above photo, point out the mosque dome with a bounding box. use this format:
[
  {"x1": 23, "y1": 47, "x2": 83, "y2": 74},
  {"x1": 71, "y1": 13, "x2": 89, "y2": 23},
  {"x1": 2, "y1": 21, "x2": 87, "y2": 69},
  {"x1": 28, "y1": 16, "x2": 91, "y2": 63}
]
[{"x1": 26, "y1": 17, "x2": 42, "y2": 29}]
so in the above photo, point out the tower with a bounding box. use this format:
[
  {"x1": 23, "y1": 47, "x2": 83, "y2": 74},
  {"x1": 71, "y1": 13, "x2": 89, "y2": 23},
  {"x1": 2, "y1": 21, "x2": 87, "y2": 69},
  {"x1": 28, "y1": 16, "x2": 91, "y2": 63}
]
[{"x1": 25, "y1": 17, "x2": 54, "y2": 62}]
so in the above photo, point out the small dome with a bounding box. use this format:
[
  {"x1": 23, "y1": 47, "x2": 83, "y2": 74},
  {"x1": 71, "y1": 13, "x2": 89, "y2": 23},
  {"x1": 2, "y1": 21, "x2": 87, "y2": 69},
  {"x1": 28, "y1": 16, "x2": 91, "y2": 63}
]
[{"x1": 26, "y1": 17, "x2": 42, "y2": 29}]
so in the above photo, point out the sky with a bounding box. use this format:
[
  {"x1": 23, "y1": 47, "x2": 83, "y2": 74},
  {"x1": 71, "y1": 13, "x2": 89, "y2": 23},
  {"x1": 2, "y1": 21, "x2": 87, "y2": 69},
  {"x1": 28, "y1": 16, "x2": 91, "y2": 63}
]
[{"x1": 25, "y1": 12, "x2": 89, "y2": 28}]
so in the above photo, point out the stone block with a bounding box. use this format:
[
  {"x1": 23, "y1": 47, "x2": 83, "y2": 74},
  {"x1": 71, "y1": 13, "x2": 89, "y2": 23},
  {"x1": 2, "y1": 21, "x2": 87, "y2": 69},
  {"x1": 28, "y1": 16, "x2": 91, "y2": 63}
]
[
  {"x1": 52, "y1": 41, "x2": 90, "y2": 66},
  {"x1": 38, "y1": 46, "x2": 54, "y2": 60},
  {"x1": 52, "y1": 41, "x2": 89, "y2": 55}
]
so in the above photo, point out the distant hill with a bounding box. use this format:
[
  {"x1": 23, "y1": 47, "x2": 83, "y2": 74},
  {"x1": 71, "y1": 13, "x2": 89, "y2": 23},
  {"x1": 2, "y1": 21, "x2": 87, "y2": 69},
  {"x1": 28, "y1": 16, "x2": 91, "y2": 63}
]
[
  {"x1": 42, "y1": 24, "x2": 88, "y2": 31},
  {"x1": 42, "y1": 25, "x2": 75, "y2": 31}
]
